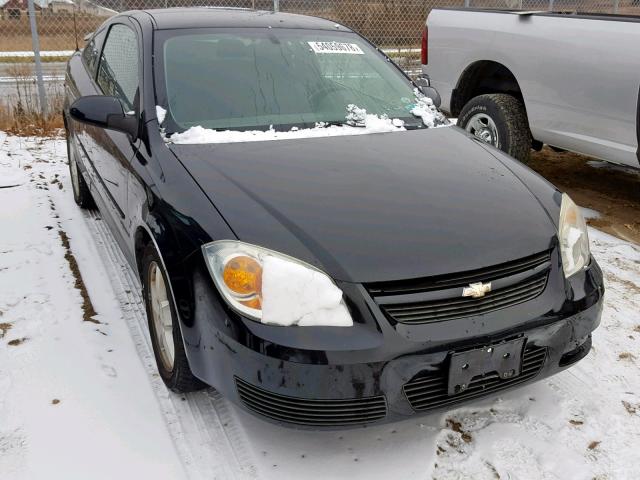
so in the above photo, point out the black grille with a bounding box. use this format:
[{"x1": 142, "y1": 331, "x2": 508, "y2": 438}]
[
  {"x1": 366, "y1": 250, "x2": 551, "y2": 296},
  {"x1": 403, "y1": 346, "x2": 547, "y2": 411},
  {"x1": 382, "y1": 273, "x2": 548, "y2": 324},
  {"x1": 235, "y1": 377, "x2": 387, "y2": 426}
]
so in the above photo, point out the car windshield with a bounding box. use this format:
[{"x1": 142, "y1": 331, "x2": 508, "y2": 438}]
[{"x1": 155, "y1": 28, "x2": 433, "y2": 133}]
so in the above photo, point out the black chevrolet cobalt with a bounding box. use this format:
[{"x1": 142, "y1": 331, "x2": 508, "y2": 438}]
[{"x1": 64, "y1": 7, "x2": 603, "y2": 427}]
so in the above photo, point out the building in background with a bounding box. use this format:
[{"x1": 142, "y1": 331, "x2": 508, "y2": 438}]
[
  {"x1": 0, "y1": 0, "x2": 114, "y2": 19},
  {"x1": 0, "y1": 0, "x2": 42, "y2": 20},
  {"x1": 47, "y1": 0, "x2": 74, "y2": 14},
  {"x1": 78, "y1": 0, "x2": 116, "y2": 17}
]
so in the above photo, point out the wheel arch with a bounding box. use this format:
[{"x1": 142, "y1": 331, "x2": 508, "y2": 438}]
[
  {"x1": 134, "y1": 221, "x2": 187, "y2": 323},
  {"x1": 134, "y1": 221, "x2": 206, "y2": 391},
  {"x1": 451, "y1": 60, "x2": 524, "y2": 117},
  {"x1": 134, "y1": 224, "x2": 154, "y2": 280},
  {"x1": 133, "y1": 217, "x2": 202, "y2": 331}
]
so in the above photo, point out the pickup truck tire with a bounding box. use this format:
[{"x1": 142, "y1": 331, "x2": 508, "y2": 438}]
[{"x1": 458, "y1": 94, "x2": 532, "y2": 163}]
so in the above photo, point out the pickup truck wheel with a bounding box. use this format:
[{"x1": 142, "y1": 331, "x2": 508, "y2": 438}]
[
  {"x1": 66, "y1": 133, "x2": 94, "y2": 209},
  {"x1": 142, "y1": 244, "x2": 206, "y2": 393},
  {"x1": 459, "y1": 94, "x2": 532, "y2": 163}
]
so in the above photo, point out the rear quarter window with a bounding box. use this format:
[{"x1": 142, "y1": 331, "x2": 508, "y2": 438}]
[{"x1": 81, "y1": 29, "x2": 106, "y2": 76}]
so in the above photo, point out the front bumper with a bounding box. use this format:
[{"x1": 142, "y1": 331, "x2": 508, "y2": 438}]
[{"x1": 182, "y1": 257, "x2": 604, "y2": 428}]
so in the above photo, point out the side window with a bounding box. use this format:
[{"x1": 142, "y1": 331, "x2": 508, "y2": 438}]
[
  {"x1": 97, "y1": 24, "x2": 139, "y2": 111},
  {"x1": 81, "y1": 29, "x2": 106, "y2": 75}
]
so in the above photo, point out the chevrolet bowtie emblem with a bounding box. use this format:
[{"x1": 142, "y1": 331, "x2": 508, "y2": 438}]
[{"x1": 462, "y1": 282, "x2": 492, "y2": 298}]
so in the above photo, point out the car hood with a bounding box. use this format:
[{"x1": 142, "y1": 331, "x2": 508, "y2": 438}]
[{"x1": 171, "y1": 126, "x2": 558, "y2": 283}]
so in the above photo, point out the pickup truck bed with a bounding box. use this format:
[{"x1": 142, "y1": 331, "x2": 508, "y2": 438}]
[{"x1": 423, "y1": 8, "x2": 640, "y2": 167}]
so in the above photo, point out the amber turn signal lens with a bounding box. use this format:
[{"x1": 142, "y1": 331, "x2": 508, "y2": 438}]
[
  {"x1": 240, "y1": 297, "x2": 262, "y2": 309},
  {"x1": 222, "y1": 255, "x2": 262, "y2": 297}
]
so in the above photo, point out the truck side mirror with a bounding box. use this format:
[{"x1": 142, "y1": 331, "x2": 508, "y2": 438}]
[{"x1": 415, "y1": 76, "x2": 441, "y2": 109}]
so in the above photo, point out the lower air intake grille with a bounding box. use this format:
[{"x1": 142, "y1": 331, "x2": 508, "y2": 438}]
[
  {"x1": 403, "y1": 345, "x2": 547, "y2": 411},
  {"x1": 235, "y1": 377, "x2": 387, "y2": 426}
]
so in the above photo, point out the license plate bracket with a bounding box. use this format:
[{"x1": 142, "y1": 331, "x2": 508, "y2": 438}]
[{"x1": 448, "y1": 338, "x2": 525, "y2": 396}]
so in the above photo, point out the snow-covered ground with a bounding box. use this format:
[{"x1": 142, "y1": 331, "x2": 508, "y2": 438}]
[{"x1": 1, "y1": 133, "x2": 639, "y2": 479}]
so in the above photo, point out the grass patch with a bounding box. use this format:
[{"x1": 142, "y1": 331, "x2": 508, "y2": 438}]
[
  {"x1": 446, "y1": 418, "x2": 473, "y2": 444},
  {"x1": 0, "y1": 63, "x2": 64, "y2": 136},
  {"x1": 7, "y1": 337, "x2": 27, "y2": 346},
  {"x1": 0, "y1": 105, "x2": 64, "y2": 137},
  {"x1": 0, "y1": 56, "x2": 72, "y2": 64},
  {"x1": 622, "y1": 401, "x2": 637, "y2": 415},
  {"x1": 58, "y1": 229, "x2": 99, "y2": 323},
  {"x1": 0, "y1": 13, "x2": 104, "y2": 52},
  {"x1": 0, "y1": 322, "x2": 13, "y2": 339}
]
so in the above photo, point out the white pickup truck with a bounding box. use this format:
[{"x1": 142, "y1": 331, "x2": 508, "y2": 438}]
[{"x1": 422, "y1": 8, "x2": 640, "y2": 167}]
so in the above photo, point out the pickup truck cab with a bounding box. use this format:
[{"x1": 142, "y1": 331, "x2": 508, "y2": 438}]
[{"x1": 422, "y1": 8, "x2": 640, "y2": 167}]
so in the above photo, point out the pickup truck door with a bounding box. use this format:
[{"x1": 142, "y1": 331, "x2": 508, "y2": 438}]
[
  {"x1": 636, "y1": 84, "x2": 640, "y2": 166},
  {"x1": 513, "y1": 15, "x2": 639, "y2": 167}
]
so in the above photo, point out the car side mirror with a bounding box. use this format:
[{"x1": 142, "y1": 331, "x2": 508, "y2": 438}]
[
  {"x1": 69, "y1": 95, "x2": 138, "y2": 140},
  {"x1": 414, "y1": 76, "x2": 441, "y2": 109}
]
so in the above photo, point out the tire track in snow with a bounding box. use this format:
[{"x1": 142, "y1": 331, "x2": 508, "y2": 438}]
[{"x1": 83, "y1": 208, "x2": 257, "y2": 480}]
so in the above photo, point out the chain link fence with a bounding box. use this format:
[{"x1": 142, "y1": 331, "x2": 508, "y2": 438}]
[
  {"x1": 2, "y1": 0, "x2": 640, "y2": 53},
  {"x1": 1, "y1": 0, "x2": 639, "y2": 122}
]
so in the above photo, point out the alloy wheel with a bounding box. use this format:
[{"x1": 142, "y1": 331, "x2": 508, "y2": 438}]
[
  {"x1": 465, "y1": 113, "x2": 499, "y2": 146},
  {"x1": 148, "y1": 261, "x2": 175, "y2": 371}
]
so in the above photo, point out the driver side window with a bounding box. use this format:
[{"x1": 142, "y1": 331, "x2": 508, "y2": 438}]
[{"x1": 97, "y1": 24, "x2": 139, "y2": 111}]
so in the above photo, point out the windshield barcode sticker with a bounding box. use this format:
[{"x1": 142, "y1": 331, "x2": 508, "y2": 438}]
[{"x1": 308, "y1": 42, "x2": 364, "y2": 55}]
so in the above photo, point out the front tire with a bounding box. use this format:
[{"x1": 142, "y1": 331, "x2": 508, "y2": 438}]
[
  {"x1": 141, "y1": 243, "x2": 205, "y2": 393},
  {"x1": 458, "y1": 93, "x2": 532, "y2": 163}
]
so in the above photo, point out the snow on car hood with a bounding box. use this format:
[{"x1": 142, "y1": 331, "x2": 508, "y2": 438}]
[
  {"x1": 163, "y1": 100, "x2": 449, "y2": 145},
  {"x1": 171, "y1": 126, "x2": 558, "y2": 283}
]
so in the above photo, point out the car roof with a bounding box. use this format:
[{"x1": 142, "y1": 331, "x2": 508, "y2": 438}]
[{"x1": 129, "y1": 7, "x2": 352, "y2": 32}]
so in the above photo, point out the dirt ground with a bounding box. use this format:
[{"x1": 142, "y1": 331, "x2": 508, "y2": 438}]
[{"x1": 529, "y1": 147, "x2": 640, "y2": 245}]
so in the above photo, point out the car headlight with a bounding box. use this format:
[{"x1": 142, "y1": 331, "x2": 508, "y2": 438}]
[
  {"x1": 201, "y1": 240, "x2": 353, "y2": 327},
  {"x1": 558, "y1": 193, "x2": 590, "y2": 278}
]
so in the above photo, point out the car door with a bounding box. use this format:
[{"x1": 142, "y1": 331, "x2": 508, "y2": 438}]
[
  {"x1": 67, "y1": 28, "x2": 107, "y2": 194},
  {"x1": 89, "y1": 21, "x2": 141, "y2": 242}
]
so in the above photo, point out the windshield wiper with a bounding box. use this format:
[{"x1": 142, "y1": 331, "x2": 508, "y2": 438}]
[
  {"x1": 317, "y1": 120, "x2": 364, "y2": 128},
  {"x1": 320, "y1": 118, "x2": 424, "y2": 130},
  {"x1": 403, "y1": 120, "x2": 425, "y2": 130}
]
